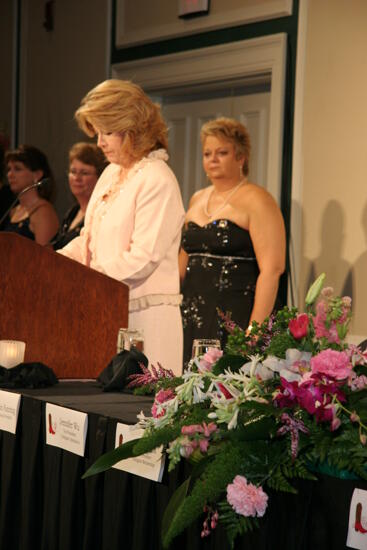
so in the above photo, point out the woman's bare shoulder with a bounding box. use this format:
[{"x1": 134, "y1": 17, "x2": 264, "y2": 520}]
[
  {"x1": 241, "y1": 181, "x2": 279, "y2": 209},
  {"x1": 188, "y1": 186, "x2": 210, "y2": 207}
]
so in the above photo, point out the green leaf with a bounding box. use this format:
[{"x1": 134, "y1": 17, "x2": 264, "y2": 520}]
[
  {"x1": 82, "y1": 438, "x2": 138, "y2": 478},
  {"x1": 212, "y1": 354, "x2": 247, "y2": 375},
  {"x1": 161, "y1": 477, "x2": 191, "y2": 544}
]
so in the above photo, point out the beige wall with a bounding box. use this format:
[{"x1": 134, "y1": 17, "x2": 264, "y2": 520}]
[
  {"x1": 299, "y1": 0, "x2": 367, "y2": 336},
  {"x1": 116, "y1": 0, "x2": 292, "y2": 46},
  {"x1": 17, "y1": 0, "x2": 110, "y2": 216}
]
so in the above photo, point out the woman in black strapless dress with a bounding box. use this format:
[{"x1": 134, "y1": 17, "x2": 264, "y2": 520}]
[
  {"x1": 180, "y1": 118, "x2": 286, "y2": 365},
  {"x1": 181, "y1": 219, "x2": 259, "y2": 362}
]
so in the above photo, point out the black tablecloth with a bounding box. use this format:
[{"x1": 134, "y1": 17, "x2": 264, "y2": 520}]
[{"x1": 0, "y1": 381, "x2": 365, "y2": 550}]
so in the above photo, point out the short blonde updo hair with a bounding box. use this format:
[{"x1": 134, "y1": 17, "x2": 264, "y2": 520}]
[
  {"x1": 200, "y1": 117, "x2": 251, "y2": 176},
  {"x1": 75, "y1": 79, "x2": 168, "y2": 161}
]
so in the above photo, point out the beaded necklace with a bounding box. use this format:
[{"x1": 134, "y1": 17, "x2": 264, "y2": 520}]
[{"x1": 203, "y1": 180, "x2": 245, "y2": 220}]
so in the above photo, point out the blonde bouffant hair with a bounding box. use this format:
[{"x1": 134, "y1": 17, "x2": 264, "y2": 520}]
[
  {"x1": 75, "y1": 79, "x2": 168, "y2": 161},
  {"x1": 200, "y1": 117, "x2": 251, "y2": 176}
]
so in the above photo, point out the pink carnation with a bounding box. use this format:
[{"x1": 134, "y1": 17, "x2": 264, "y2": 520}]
[
  {"x1": 289, "y1": 313, "x2": 309, "y2": 339},
  {"x1": 227, "y1": 475, "x2": 268, "y2": 518},
  {"x1": 310, "y1": 349, "x2": 351, "y2": 380}
]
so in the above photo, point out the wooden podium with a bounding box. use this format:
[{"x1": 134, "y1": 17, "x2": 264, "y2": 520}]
[{"x1": 0, "y1": 233, "x2": 129, "y2": 378}]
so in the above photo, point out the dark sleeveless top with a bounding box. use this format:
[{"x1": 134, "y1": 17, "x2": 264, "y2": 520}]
[
  {"x1": 51, "y1": 203, "x2": 84, "y2": 250},
  {"x1": 0, "y1": 216, "x2": 35, "y2": 240},
  {"x1": 181, "y1": 219, "x2": 259, "y2": 364}
]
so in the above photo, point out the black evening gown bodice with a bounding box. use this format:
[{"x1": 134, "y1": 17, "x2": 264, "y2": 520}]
[{"x1": 181, "y1": 219, "x2": 259, "y2": 364}]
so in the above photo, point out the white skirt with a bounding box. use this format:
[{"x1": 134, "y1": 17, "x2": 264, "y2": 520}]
[{"x1": 128, "y1": 304, "x2": 183, "y2": 376}]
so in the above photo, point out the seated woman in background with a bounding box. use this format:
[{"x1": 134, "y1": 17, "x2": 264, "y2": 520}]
[
  {"x1": 51, "y1": 142, "x2": 108, "y2": 249},
  {"x1": 179, "y1": 117, "x2": 286, "y2": 364},
  {"x1": 1, "y1": 145, "x2": 59, "y2": 245}
]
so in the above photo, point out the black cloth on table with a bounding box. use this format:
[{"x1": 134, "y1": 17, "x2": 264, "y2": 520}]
[
  {"x1": 97, "y1": 347, "x2": 148, "y2": 392},
  {"x1": 51, "y1": 203, "x2": 84, "y2": 250},
  {"x1": 181, "y1": 219, "x2": 259, "y2": 363},
  {"x1": 0, "y1": 381, "x2": 364, "y2": 550},
  {"x1": 0, "y1": 361, "x2": 57, "y2": 389}
]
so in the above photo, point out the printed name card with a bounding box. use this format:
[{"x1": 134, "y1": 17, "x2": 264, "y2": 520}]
[
  {"x1": 113, "y1": 423, "x2": 165, "y2": 482},
  {"x1": 347, "y1": 488, "x2": 367, "y2": 549},
  {"x1": 0, "y1": 390, "x2": 21, "y2": 434},
  {"x1": 45, "y1": 403, "x2": 88, "y2": 456}
]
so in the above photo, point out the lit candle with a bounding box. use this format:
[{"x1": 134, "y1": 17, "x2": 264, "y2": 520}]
[{"x1": 0, "y1": 340, "x2": 26, "y2": 369}]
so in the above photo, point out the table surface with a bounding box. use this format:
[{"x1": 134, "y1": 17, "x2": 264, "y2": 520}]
[{"x1": 16, "y1": 380, "x2": 154, "y2": 424}]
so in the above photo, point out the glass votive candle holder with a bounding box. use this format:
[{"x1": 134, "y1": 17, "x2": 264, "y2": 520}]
[
  {"x1": 191, "y1": 338, "x2": 221, "y2": 359},
  {"x1": 0, "y1": 340, "x2": 26, "y2": 369},
  {"x1": 117, "y1": 328, "x2": 144, "y2": 353}
]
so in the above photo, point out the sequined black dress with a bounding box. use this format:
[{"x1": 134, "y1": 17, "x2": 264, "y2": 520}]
[{"x1": 181, "y1": 219, "x2": 259, "y2": 364}]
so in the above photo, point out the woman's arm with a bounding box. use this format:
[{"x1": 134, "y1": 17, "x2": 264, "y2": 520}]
[
  {"x1": 29, "y1": 202, "x2": 59, "y2": 245},
  {"x1": 247, "y1": 188, "x2": 286, "y2": 326},
  {"x1": 178, "y1": 191, "x2": 203, "y2": 283},
  {"x1": 179, "y1": 247, "x2": 189, "y2": 282}
]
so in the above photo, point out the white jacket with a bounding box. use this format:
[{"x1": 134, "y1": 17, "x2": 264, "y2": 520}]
[{"x1": 59, "y1": 150, "x2": 185, "y2": 310}]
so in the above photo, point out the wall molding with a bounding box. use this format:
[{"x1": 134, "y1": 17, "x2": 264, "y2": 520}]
[{"x1": 115, "y1": 0, "x2": 293, "y2": 48}]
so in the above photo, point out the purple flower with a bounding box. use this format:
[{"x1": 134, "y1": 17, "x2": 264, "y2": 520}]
[{"x1": 227, "y1": 475, "x2": 268, "y2": 517}]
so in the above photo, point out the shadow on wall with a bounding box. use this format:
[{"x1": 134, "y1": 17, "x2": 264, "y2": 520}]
[
  {"x1": 307, "y1": 200, "x2": 353, "y2": 299},
  {"x1": 350, "y1": 201, "x2": 367, "y2": 337},
  {"x1": 290, "y1": 200, "x2": 313, "y2": 308},
  {"x1": 292, "y1": 200, "x2": 352, "y2": 310},
  {"x1": 296, "y1": 199, "x2": 352, "y2": 319}
]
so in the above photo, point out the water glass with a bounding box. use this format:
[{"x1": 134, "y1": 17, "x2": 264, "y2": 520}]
[
  {"x1": 191, "y1": 338, "x2": 221, "y2": 359},
  {"x1": 117, "y1": 328, "x2": 144, "y2": 353}
]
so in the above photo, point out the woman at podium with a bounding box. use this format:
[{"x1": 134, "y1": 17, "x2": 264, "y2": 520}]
[{"x1": 58, "y1": 80, "x2": 185, "y2": 375}]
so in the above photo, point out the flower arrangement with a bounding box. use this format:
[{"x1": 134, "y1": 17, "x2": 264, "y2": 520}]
[{"x1": 84, "y1": 274, "x2": 367, "y2": 548}]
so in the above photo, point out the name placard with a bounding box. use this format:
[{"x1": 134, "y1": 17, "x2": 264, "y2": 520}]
[
  {"x1": 45, "y1": 403, "x2": 88, "y2": 456},
  {"x1": 113, "y1": 423, "x2": 165, "y2": 482},
  {"x1": 0, "y1": 390, "x2": 21, "y2": 434}
]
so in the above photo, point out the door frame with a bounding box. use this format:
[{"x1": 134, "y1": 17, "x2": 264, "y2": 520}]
[{"x1": 112, "y1": 33, "x2": 287, "y2": 204}]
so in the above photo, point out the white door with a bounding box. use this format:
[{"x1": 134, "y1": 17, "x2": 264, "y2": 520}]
[{"x1": 162, "y1": 92, "x2": 270, "y2": 208}]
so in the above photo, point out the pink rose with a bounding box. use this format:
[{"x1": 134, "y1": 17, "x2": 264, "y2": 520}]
[
  {"x1": 199, "y1": 348, "x2": 223, "y2": 372},
  {"x1": 227, "y1": 475, "x2": 268, "y2": 517},
  {"x1": 310, "y1": 349, "x2": 351, "y2": 380},
  {"x1": 289, "y1": 313, "x2": 309, "y2": 339}
]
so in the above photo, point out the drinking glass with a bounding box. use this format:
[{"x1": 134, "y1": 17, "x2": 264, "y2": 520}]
[
  {"x1": 117, "y1": 328, "x2": 144, "y2": 353},
  {"x1": 191, "y1": 338, "x2": 221, "y2": 359}
]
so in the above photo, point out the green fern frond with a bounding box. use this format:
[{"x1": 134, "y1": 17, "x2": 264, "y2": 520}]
[{"x1": 217, "y1": 501, "x2": 259, "y2": 549}]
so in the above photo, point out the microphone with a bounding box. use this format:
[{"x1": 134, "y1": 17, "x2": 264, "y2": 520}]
[{"x1": 0, "y1": 177, "x2": 50, "y2": 228}]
